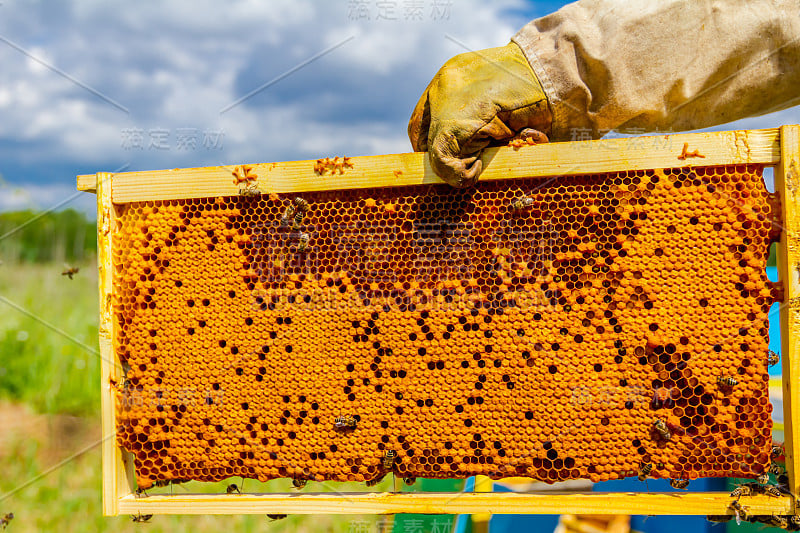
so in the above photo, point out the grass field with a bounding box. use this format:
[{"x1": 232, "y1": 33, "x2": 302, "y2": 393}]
[{"x1": 0, "y1": 261, "x2": 381, "y2": 532}]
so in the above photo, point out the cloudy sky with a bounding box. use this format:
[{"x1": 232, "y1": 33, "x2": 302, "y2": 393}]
[{"x1": 0, "y1": 0, "x2": 797, "y2": 214}]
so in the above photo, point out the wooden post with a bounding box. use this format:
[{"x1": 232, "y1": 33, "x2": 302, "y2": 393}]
[
  {"x1": 98, "y1": 172, "x2": 135, "y2": 515},
  {"x1": 777, "y1": 125, "x2": 800, "y2": 514}
]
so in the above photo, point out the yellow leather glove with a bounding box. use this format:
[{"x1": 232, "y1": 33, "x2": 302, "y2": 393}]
[{"x1": 408, "y1": 42, "x2": 551, "y2": 187}]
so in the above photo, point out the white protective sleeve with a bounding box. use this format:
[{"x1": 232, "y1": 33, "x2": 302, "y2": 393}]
[{"x1": 512, "y1": 0, "x2": 800, "y2": 141}]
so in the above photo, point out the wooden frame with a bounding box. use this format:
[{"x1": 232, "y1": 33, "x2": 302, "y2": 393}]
[{"x1": 81, "y1": 126, "x2": 798, "y2": 517}]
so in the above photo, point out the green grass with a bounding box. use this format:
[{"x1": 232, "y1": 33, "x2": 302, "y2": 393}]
[
  {"x1": 0, "y1": 261, "x2": 380, "y2": 531},
  {"x1": 0, "y1": 261, "x2": 100, "y2": 415},
  {"x1": 0, "y1": 427, "x2": 382, "y2": 533}
]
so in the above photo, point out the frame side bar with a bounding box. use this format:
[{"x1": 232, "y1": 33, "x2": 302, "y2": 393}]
[
  {"x1": 98, "y1": 172, "x2": 117, "y2": 515},
  {"x1": 98, "y1": 172, "x2": 135, "y2": 515},
  {"x1": 93, "y1": 128, "x2": 780, "y2": 202},
  {"x1": 117, "y1": 492, "x2": 791, "y2": 516},
  {"x1": 777, "y1": 124, "x2": 800, "y2": 513}
]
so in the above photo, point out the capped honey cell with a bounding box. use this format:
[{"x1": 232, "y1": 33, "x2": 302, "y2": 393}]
[{"x1": 112, "y1": 166, "x2": 776, "y2": 489}]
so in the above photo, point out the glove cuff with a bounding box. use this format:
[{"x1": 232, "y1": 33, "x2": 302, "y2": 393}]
[{"x1": 509, "y1": 36, "x2": 561, "y2": 137}]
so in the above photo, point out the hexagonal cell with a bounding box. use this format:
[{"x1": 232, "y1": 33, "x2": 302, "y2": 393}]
[{"x1": 111, "y1": 165, "x2": 774, "y2": 489}]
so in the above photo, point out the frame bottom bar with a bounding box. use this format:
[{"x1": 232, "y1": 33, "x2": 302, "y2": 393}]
[{"x1": 118, "y1": 491, "x2": 792, "y2": 516}]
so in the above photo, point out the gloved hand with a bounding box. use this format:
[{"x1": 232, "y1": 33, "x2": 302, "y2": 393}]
[{"x1": 408, "y1": 42, "x2": 552, "y2": 188}]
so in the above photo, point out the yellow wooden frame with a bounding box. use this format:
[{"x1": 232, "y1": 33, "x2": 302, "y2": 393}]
[{"x1": 81, "y1": 126, "x2": 798, "y2": 517}]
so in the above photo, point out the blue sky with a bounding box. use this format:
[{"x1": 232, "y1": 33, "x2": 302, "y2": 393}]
[{"x1": 0, "y1": 0, "x2": 796, "y2": 213}]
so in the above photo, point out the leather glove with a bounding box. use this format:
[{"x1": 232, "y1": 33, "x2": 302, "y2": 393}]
[{"x1": 408, "y1": 42, "x2": 552, "y2": 187}]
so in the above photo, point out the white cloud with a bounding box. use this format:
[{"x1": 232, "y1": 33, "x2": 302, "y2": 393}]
[
  {"x1": 0, "y1": 0, "x2": 797, "y2": 218},
  {"x1": 0, "y1": 0, "x2": 527, "y2": 166}
]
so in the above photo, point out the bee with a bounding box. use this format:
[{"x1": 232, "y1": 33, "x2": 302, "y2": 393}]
[
  {"x1": 297, "y1": 232, "x2": 310, "y2": 253},
  {"x1": 292, "y1": 478, "x2": 307, "y2": 490},
  {"x1": 767, "y1": 515, "x2": 789, "y2": 529},
  {"x1": 403, "y1": 477, "x2": 416, "y2": 486},
  {"x1": 292, "y1": 209, "x2": 305, "y2": 229},
  {"x1": 653, "y1": 419, "x2": 672, "y2": 441},
  {"x1": 705, "y1": 515, "x2": 732, "y2": 523},
  {"x1": 510, "y1": 196, "x2": 535, "y2": 212},
  {"x1": 62, "y1": 265, "x2": 79, "y2": 279},
  {"x1": 135, "y1": 487, "x2": 148, "y2": 498},
  {"x1": 267, "y1": 514, "x2": 287, "y2": 521},
  {"x1": 226, "y1": 483, "x2": 241, "y2": 494},
  {"x1": 280, "y1": 204, "x2": 296, "y2": 227},
  {"x1": 763, "y1": 485, "x2": 784, "y2": 498},
  {"x1": 730, "y1": 500, "x2": 748, "y2": 525},
  {"x1": 757, "y1": 473, "x2": 770, "y2": 485},
  {"x1": 366, "y1": 474, "x2": 386, "y2": 487},
  {"x1": 717, "y1": 376, "x2": 738, "y2": 388},
  {"x1": 334, "y1": 415, "x2": 357, "y2": 431},
  {"x1": 132, "y1": 513, "x2": 153, "y2": 523},
  {"x1": 669, "y1": 478, "x2": 689, "y2": 489},
  {"x1": 769, "y1": 463, "x2": 786, "y2": 476},
  {"x1": 382, "y1": 450, "x2": 397, "y2": 470},
  {"x1": 637, "y1": 462, "x2": 653, "y2": 481},
  {"x1": 772, "y1": 445, "x2": 784, "y2": 459},
  {"x1": 0, "y1": 513, "x2": 13, "y2": 529},
  {"x1": 239, "y1": 186, "x2": 261, "y2": 197},
  {"x1": 294, "y1": 197, "x2": 310, "y2": 213},
  {"x1": 769, "y1": 350, "x2": 780, "y2": 366},
  {"x1": 291, "y1": 198, "x2": 310, "y2": 229},
  {"x1": 731, "y1": 484, "x2": 753, "y2": 498}
]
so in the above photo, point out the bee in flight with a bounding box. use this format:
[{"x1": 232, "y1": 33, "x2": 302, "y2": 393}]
[
  {"x1": 62, "y1": 265, "x2": 80, "y2": 279},
  {"x1": 334, "y1": 415, "x2": 357, "y2": 431},
  {"x1": 226, "y1": 483, "x2": 241, "y2": 494},
  {"x1": 637, "y1": 462, "x2": 652, "y2": 482},
  {"x1": 717, "y1": 376, "x2": 738, "y2": 388},
  {"x1": 131, "y1": 513, "x2": 153, "y2": 523},
  {"x1": 0, "y1": 513, "x2": 13, "y2": 529},
  {"x1": 382, "y1": 450, "x2": 397, "y2": 470},
  {"x1": 292, "y1": 478, "x2": 307, "y2": 490},
  {"x1": 653, "y1": 419, "x2": 671, "y2": 441},
  {"x1": 669, "y1": 478, "x2": 689, "y2": 489},
  {"x1": 768, "y1": 350, "x2": 780, "y2": 366}
]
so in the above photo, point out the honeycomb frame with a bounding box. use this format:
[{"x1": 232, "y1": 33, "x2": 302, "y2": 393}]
[{"x1": 79, "y1": 126, "x2": 800, "y2": 517}]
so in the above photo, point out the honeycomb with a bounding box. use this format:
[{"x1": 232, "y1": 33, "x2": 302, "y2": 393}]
[{"x1": 112, "y1": 165, "x2": 778, "y2": 489}]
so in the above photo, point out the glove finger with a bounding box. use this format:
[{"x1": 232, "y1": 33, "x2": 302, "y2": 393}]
[
  {"x1": 462, "y1": 115, "x2": 515, "y2": 154},
  {"x1": 408, "y1": 79, "x2": 435, "y2": 152},
  {"x1": 515, "y1": 128, "x2": 549, "y2": 144},
  {"x1": 429, "y1": 141, "x2": 483, "y2": 188},
  {"x1": 503, "y1": 100, "x2": 551, "y2": 137}
]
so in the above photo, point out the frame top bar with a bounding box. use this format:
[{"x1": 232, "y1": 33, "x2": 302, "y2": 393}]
[{"x1": 77, "y1": 127, "x2": 781, "y2": 205}]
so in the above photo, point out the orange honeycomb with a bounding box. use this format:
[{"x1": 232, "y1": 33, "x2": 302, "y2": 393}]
[{"x1": 112, "y1": 165, "x2": 778, "y2": 489}]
